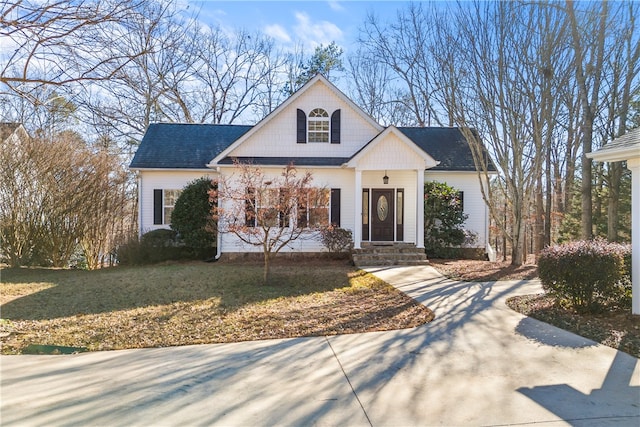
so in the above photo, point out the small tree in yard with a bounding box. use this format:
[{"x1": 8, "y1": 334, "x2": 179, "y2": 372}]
[
  {"x1": 424, "y1": 181, "x2": 470, "y2": 257},
  {"x1": 212, "y1": 161, "x2": 325, "y2": 284},
  {"x1": 171, "y1": 177, "x2": 216, "y2": 253}
]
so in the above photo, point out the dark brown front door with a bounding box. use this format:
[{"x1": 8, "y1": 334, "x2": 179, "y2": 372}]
[{"x1": 371, "y1": 189, "x2": 394, "y2": 241}]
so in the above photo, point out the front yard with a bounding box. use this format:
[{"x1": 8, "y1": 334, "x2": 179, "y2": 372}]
[
  {"x1": 0, "y1": 260, "x2": 434, "y2": 354},
  {"x1": 2, "y1": 258, "x2": 638, "y2": 358}
]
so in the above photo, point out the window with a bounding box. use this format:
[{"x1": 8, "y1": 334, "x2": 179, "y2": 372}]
[
  {"x1": 246, "y1": 187, "x2": 291, "y2": 227},
  {"x1": 307, "y1": 188, "x2": 330, "y2": 227},
  {"x1": 308, "y1": 108, "x2": 329, "y2": 143},
  {"x1": 154, "y1": 189, "x2": 181, "y2": 225},
  {"x1": 362, "y1": 189, "x2": 369, "y2": 240},
  {"x1": 163, "y1": 190, "x2": 181, "y2": 224},
  {"x1": 247, "y1": 187, "x2": 331, "y2": 228},
  {"x1": 396, "y1": 189, "x2": 404, "y2": 241},
  {"x1": 257, "y1": 188, "x2": 280, "y2": 227}
]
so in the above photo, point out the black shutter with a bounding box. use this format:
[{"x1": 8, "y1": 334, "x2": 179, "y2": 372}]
[
  {"x1": 330, "y1": 109, "x2": 341, "y2": 144},
  {"x1": 330, "y1": 188, "x2": 341, "y2": 227},
  {"x1": 153, "y1": 189, "x2": 163, "y2": 224},
  {"x1": 245, "y1": 187, "x2": 256, "y2": 227},
  {"x1": 297, "y1": 109, "x2": 306, "y2": 143}
]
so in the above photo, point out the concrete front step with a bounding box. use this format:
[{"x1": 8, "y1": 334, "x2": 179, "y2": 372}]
[{"x1": 352, "y1": 243, "x2": 428, "y2": 267}]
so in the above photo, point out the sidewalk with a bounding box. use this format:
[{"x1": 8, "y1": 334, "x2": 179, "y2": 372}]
[{"x1": 1, "y1": 265, "x2": 638, "y2": 426}]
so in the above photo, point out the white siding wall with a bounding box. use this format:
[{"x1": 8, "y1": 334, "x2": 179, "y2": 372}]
[
  {"x1": 229, "y1": 84, "x2": 380, "y2": 158},
  {"x1": 138, "y1": 170, "x2": 216, "y2": 235},
  {"x1": 219, "y1": 167, "x2": 355, "y2": 253},
  {"x1": 424, "y1": 171, "x2": 489, "y2": 248}
]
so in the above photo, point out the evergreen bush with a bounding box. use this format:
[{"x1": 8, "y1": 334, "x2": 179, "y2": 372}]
[
  {"x1": 171, "y1": 177, "x2": 216, "y2": 250},
  {"x1": 117, "y1": 229, "x2": 214, "y2": 265},
  {"x1": 538, "y1": 239, "x2": 628, "y2": 312},
  {"x1": 424, "y1": 181, "x2": 471, "y2": 258}
]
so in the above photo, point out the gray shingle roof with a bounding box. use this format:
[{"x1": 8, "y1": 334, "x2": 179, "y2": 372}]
[
  {"x1": 129, "y1": 123, "x2": 252, "y2": 169},
  {"x1": 130, "y1": 123, "x2": 495, "y2": 172},
  {"x1": 603, "y1": 127, "x2": 640, "y2": 151},
  {"x1": 398, "y1": 127, "x2": 496, "y2": 172}
]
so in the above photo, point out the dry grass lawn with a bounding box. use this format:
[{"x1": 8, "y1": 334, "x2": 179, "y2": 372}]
[{"x1": 0, "y1": 260, "x2": 434, "y2": 354}]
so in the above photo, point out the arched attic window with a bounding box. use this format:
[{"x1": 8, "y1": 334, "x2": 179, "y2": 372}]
[{"x1": 308, "y1": 108, "x2": 329, "y2": 143}]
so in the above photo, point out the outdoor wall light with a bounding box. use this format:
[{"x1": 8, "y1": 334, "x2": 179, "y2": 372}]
[{"x1": 383, "y1": 171, "x2": 389, "y2": 184}]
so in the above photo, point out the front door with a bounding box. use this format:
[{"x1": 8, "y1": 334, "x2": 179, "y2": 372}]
[{"x1": 371, "y1": 189, "x2": 394, "y2": 241}]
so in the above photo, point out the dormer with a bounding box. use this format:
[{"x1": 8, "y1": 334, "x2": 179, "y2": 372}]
[{"x1": 297, "y1": 108, "x2": 341, "y2": 144}]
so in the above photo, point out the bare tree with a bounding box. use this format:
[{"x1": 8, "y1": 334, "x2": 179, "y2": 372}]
[
  {"x1": 601, "y1": 1, "x2": 640, "y2": 241},
  {"x1": 443, "y1": 2, "x2": 562, "y2": 265},
  {"x1": 357, "y1": 3, "x2": 445, "y2": 126},
  {"x1": 1, "y1": 0, "x2": 148, "y2": 94},
  {"x1": 565, "y1": 0, "x2": 610, "y2": 240},
  {"x1": 0, "y1": 128, "x2": 132, "y2": 268},
  {"x1": 213, "y1": 162, "x2": 325, "y2": 284}
]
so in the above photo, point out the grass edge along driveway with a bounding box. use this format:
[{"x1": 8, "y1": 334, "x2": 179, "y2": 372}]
[{"x1": 0, "y1": 261, "x2": 434, "y2": 354}]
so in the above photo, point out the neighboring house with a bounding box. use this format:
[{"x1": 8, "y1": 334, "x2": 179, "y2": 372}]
[
  {"x1": 587, "y1": 128, "x2": 640, "y2": 315},
  {"x1": 130, "y1": 74, "x2": 495, "y2": 260}
]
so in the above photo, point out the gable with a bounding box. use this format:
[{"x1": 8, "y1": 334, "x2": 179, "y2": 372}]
[
  {"x1": 211, "y1": 75, "x2": 383, "y2": 165},
  {"x1": 130, "y1": 123, "x2": 251, "y2": 169},
  {"x1": 347, "y1": 127, "x2": 438, "y2": 170}
]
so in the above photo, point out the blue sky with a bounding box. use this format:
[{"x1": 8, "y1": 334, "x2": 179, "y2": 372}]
[{"x1": 188, "y1": 0, "x2": 417, "y2": 54}]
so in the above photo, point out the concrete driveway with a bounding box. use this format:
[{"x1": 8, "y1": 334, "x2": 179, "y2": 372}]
[{"x1": 1, "y1": 265, "x2": 638, "y2": 426}]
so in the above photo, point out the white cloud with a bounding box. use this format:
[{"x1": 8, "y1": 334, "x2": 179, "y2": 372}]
[
  {"x1": 264, "y1": 24, "x2": 292, "y2": 44},
  {"x1": 293, "y1": 12, "x2": 343, "y2": 50},
  {"x1": 328, "y1": 1, "x2": 344, "y2": 12}
]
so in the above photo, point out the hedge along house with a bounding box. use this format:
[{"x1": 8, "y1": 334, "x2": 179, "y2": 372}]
[{"x1": 130, "y1": 74, "x2": 496, "y2": 264}]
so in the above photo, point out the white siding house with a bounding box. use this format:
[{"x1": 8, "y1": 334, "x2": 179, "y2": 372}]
[{"x1": 130, "y1": 75, "x2": 496, "y2": 260}]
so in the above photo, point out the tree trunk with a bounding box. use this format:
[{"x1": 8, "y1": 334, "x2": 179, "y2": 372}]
[
  {"x1": 263, "y1": 252, "x2": 272, "y2": 285},
  {"x1": 511, "y1": 216, "x2": 525, "y2": 266},
  {"x1": 534, "y1": 182, "x2": 545, "y2": 255},
  {"x1": 581, "y1": 140, "x2": 593, "y2": 240}
]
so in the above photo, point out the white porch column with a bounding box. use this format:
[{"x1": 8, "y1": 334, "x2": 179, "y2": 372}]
[
  {"x1": 416, "y1": 168, "x2": 425, "y2": 248},
  {"x1": 629, "y1": 158, "x2": 640, "y2": 315},
  {"x1": 354, "y1": 169, "x2": 362, "y2": 249}
]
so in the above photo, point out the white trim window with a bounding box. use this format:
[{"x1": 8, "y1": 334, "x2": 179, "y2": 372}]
[
  {"x1": 154, "y1": 188, "x2": 182, "y2": 225},
  {"x1": 298, "y1": 188, "x2": 330, "y2": 228},
  {"x1": 308, "y1": 108, "x2": 329, "y2": 143},
  {"x1": 163, "y1": 189, "x2": 181, "y2": 225}
]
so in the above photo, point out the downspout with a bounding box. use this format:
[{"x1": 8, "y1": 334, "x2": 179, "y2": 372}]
[
  {"x1": 214, "y1": 166, "x2": 223, "y2": 260},
  {"x1": 137, "y1": 172, "x2": 142, "y2": 238}
]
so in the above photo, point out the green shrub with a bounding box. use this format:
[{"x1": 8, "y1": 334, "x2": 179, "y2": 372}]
[
  {"x1": 538, "y1": 239, "x2": 628, "y2": 312},
  {"x1": 171, "y1": 177, "x2": 216, "y2": 250},
  {"x1": 424, "y1": 181, "x2": 472, "y2": 258},
  {"x1": 117, "y1": 229, "x2": 215, "y2": 265},
  {"x1": 617, "y1": 246, "x2": 633, "y2": 308},
  {"x1": 141, "y1": 228, "x2": 178, "y2": 246}
]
